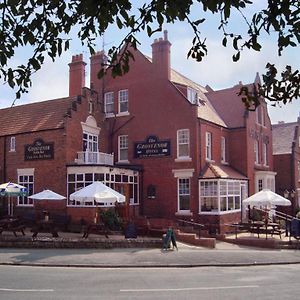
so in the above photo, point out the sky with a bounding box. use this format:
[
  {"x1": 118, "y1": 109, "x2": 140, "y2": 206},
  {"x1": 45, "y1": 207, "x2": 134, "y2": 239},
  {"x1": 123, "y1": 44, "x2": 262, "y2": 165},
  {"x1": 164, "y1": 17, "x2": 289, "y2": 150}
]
[{"x1": 0, "y1": 1, "x2": 299, "y2": 124}]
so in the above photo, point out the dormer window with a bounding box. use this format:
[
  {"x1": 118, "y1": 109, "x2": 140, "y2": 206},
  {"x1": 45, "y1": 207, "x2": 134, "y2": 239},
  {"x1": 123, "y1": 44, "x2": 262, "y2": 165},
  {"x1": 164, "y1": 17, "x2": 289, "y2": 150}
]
[{"x1": 187, "y1": 87, "x2": 198, "y2": 105}]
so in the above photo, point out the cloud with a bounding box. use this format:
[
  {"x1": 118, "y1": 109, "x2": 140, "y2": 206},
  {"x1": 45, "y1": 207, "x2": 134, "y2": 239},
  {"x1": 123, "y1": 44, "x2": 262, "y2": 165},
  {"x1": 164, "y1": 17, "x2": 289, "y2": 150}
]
[{"x1": 27, "y1": 54, "x2": 71, "y2": 103}]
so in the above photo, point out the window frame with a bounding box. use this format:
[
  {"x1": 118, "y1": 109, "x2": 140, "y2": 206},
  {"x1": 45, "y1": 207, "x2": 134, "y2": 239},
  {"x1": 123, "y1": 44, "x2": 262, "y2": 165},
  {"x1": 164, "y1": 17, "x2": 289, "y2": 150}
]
[
  {"x1": 18, "y1": 171, "x2": 34, "y2": 206},
  {"x1": 178, "y1": 177, "x2": 191, "y2": 212},
  {"x1": 118, "y1": 135, "x2": 129, "y2": 162},
  {"x1": 254, "y1": 140, "x2": 259, "y2": 164},
  {"x1": 10, "y1": 136, "x2": 16, "y2": 152},
  {"x1": 187, "y1": 87, "x2": 198, "y2": 104},
  {"x1": 262, "y1": 143, "x2": 268, "y2": 166},
  {"x1": 118, "y1": 89, "x2": 129, "y2": 114},
  {"x1": 104, "y1": 92, "x2": 114, "y2": 115},
  {"x1": 205, "y1": 132, "x2": 212, "y2": 161},
  {"x1": 177, "y1": 129, "x2": 190, "y2": 159},
  {"x1": 221, "y1": 136, "x2": 226, "y2": 163},
  {"x1": 199, "y1": 179, "x2": 247, "y2": 215}
]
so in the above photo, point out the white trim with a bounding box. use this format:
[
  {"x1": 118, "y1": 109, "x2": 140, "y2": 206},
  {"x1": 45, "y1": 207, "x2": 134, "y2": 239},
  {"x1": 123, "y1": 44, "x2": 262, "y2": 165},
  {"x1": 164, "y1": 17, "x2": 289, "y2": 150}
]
[
  {"x1": 175, "y1": 157, "x2": 192, "y2": 163},
  {"x1": 175, "y1": 211, "x2": 193, "y2": 216},
  {"x1": 172, "y1": 169, "x2": 194, "y2": 178},
  {"x1": 81, "y1": 116, "x2": 100, "y2": 136},
  {"x1": 177, "y1": 129, "x2": 190, "y2": 159},
  {"x1": 118, "y1": 135, "x2": 128, "y2": 163},
  {"x1": 205, "y1": 131, "x2": 212, "y2": 160},
  {"x1": 221, "y1": 136, "x2": 226, "y2": 163},
  {"x1": 118, "y1": 89, "x2": 129, "y2": 114},
  {"x1": 9, "y1": 136, "x2": 16, "y2": 152},
  {"x1": 116, "y1": 112, "x2": 130, "y2": 117},
  {"x1": 17, "y1": 168, "x2": 35, "y2": 176},
  {"x1": 104, "y1": 92, "x2": 114, "y2": 114}
]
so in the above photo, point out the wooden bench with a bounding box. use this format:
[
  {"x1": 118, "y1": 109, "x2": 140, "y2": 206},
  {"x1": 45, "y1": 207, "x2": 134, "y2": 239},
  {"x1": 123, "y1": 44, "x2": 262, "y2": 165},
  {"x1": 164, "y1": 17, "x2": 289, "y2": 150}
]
[{"x1": 0, "y1": 224, "x2": 26, "y2": 237}]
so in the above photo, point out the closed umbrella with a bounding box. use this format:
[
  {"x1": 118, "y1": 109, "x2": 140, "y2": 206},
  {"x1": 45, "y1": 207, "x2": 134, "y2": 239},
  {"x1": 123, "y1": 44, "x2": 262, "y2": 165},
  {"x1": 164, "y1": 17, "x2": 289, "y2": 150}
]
[{"x1": 0, "y1": 182, "x2": 28, "y2": 216}]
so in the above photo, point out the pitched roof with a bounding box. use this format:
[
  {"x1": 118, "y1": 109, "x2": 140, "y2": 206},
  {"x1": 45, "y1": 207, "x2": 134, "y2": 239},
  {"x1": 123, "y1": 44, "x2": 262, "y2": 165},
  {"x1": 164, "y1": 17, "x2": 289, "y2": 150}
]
[
  {"x1": 200, "y1": 163, "x2": 247, "y2": 180},
  {"x1": 205, "y1": 84, "x2": 248, "y2": 128},
  {"x1": 0, "y1": 97, "x2": 73, "y2": 136},
  {"x1": 145, "y1": 54, "x2": 227, "y2": 127},
  {"x1": 272, "y1": 122, "x2": 298, "y2": 154}
]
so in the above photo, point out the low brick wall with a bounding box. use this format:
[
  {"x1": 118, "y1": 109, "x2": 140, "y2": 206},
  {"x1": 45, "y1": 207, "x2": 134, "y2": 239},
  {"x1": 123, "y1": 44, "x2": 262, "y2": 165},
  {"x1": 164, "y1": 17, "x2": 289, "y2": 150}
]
[{"x1": 0, "y1": 236, "x2": 162, "y2": 249}]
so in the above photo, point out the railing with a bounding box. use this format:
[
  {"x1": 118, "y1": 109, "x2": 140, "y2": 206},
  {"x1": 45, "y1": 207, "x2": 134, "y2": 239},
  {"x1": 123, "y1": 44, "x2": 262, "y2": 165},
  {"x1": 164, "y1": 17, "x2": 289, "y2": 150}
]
[
  {"x1": 176, "y1": 219, "x2": 206, "y2": 238},
  {"x1": 76, "y1": 151, "x2": 114, "y2": 166},
  {"x1": 254, "y1": 207, "x2": 296, "y2": 237}
]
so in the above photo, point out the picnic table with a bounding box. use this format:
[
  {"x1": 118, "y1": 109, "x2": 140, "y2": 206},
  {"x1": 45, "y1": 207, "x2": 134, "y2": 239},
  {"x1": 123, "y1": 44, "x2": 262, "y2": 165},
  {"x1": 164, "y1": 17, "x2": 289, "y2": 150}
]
[
  {"x1": 31, "y1": 219, "x2": 59, "y2": 238},
  {"x1": 0, "y1": 217, "x2": 26, "y2": 237},
  {"x1": 230, "y1": 221, "x2": 283, "y2": 239},
  {"x1": 82, "y1": 222, "x2": 109, "y2": 239}
]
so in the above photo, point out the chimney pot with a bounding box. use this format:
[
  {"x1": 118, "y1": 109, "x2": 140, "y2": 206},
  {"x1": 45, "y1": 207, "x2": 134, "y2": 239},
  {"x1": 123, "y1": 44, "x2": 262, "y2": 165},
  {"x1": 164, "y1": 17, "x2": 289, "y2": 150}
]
[
  {"x1": 69, "y1": 53, "x2": 86, "y2": 97},
  {"x1": 164, "y1": 30, "x2": 168, "y2": 41},
  {"x1": 151, "y1": 32, "x2": 172, "y2": 80}
]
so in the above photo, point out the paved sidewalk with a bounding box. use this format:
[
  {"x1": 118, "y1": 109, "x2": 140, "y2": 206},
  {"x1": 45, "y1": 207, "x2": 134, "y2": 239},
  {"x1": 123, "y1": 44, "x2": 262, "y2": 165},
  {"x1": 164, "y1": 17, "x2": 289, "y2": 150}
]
[{"x1": 0, "y1": 241, "x2": 300, "y2": 268}]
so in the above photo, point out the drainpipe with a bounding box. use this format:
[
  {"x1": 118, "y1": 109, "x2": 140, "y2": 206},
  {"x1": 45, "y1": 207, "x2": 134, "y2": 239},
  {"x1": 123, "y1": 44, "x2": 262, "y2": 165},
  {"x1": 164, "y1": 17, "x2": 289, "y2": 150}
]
[{"x1": 3, "y1": 136, "x2": 6, "y2": 182}]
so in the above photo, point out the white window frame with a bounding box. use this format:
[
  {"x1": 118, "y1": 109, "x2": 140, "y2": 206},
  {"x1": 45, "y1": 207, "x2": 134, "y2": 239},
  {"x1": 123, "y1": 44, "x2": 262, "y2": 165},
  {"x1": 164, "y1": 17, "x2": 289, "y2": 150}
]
[
  {"x1": 187, "y1": 87, "x2": 198, "y2": 104},
  {"x1": 206, "y1": 132, "x2": 212, "y2": 161},
  {"x1": 262, "y1": 143, "x2": 268, "y2": 166},
  {"x1": 199, "y1": 179, "x2": 247, "y2": 215},
  {"x1": 221, "y1": 136, "x2": 226, "y2": 163},
  {"x1": 177, "y1": 129, "x2": 190, "y2": 160},
  {"x1": 118, "y1": 135, "x2": 129, "y2": 162},
  {"x1": 89, "y1": 100, "x2": 93, "y2": 114},
  {"x1": 255, "y1": 171, "x2": 276, "y2": 193},
  {"x1": 118, "y1": 89, "x2": 129, "y2": 114},
  {"x1": 17, "y1": 168, "x2": 34, "y2": 207},
  {"x1": 104, "y1": 92, "x2": 114, "y2": 115},
  {"x1": 254, "y1": 140, "x2": 259, "y2": 164},
  {"x1": 178, "y1": 178, "x2": 191, "y2": 212},
  {"x1": 10, "y1": 136, "x2": 16, "y2": 152}
]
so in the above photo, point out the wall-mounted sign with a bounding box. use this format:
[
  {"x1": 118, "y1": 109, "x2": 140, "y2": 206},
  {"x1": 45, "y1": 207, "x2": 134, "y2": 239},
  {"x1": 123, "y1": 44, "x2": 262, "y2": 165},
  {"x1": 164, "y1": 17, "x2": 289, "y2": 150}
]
[
  {"x1": 134, "y1": 136, "x2": 171, "y2": 158},
  {"x1": 24, "y1": 139, "x2": 54, "y2": 160}
]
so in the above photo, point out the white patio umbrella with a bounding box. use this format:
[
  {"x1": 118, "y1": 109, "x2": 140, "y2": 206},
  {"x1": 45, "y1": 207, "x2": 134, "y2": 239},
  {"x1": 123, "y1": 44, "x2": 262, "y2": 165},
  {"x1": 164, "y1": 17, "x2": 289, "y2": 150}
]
[
  {"x1": 243, "y1": 189, "x2": 291, "y2": 207},
  {"x1": 69, "y1": 181, "x2": 126, "y2": 207},
  {"x1": 0, "y1": 182, "x2": 28, "y2": 215},
  {"x1": 29, "y1": 189, "x2": 66, "y2": 201}
]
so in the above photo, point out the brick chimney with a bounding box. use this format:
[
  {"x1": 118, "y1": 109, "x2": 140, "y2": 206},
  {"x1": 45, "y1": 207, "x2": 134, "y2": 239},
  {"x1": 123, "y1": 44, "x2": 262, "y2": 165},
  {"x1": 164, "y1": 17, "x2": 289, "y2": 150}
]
[
  {"x1": 68, "y1": 54, "x2": 86, "y2": 97},
  {"x1": 151, "y1": 30, "x2": 171, "y2": 80},
  {"x1": 90, "y1": 51, "x2": 107, "y2": 92}
]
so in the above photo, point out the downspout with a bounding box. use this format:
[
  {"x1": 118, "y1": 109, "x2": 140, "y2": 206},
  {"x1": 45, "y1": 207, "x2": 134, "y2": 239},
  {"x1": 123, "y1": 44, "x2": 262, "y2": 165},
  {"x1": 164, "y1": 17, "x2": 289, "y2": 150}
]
[{"x1": 3, "y1": 136, "x2": 6, "y2": 182}]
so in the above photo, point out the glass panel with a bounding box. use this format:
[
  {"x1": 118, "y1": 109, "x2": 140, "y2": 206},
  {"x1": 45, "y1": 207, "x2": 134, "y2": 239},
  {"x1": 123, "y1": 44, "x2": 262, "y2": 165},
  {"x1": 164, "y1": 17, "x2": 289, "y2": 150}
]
[
  {"x1": 179, "y1": 195, "x2": 190, "y2": 210},
  {"x1": 220, "y1": 197, "x2": 227, "y2": 211},
  {"x1": 228, "y1": 196, "x2": 234, "y2": 210}
]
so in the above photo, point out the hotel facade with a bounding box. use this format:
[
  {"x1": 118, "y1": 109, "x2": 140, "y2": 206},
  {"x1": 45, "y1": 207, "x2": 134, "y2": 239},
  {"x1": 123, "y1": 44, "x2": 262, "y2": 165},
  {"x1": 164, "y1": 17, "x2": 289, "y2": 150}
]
[{"x1": 0, "y1": 32, "x2": 276, "y2": 232}]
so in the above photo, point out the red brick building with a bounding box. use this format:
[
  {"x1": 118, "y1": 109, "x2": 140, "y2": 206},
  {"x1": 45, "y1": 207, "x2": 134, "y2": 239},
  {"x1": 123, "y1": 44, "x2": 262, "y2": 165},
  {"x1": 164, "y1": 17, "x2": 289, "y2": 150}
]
[
  {"x1": 272, "y1": 117, "x2": 300, "y2": 215},
  {"x1": 0, "y1": 32, "x2": 276, "y2": 230}
]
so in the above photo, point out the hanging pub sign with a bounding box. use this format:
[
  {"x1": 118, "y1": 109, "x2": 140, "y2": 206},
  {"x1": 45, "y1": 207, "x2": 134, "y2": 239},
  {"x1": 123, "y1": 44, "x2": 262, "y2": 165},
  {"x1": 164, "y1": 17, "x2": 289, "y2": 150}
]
[
  {"x1": 134, "y1": 136, "x2": 171, "y2": 158},
  {"x1": 24, "y1": 139, "x2": 54, "y2": 160}
]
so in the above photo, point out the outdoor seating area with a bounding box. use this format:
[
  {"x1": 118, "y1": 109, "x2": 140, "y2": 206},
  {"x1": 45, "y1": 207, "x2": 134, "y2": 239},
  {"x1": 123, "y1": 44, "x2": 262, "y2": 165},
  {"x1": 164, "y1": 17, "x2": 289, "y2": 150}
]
[{"x1": 0, "y1": 216, "x2": 26, "y2": 237}]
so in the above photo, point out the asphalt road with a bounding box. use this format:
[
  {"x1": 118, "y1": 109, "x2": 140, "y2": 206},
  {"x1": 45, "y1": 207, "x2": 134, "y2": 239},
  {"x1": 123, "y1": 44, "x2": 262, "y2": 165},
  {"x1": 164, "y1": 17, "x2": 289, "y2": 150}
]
[{"x1": 0, "y1": 264, "x2": 299, "y2": 300}]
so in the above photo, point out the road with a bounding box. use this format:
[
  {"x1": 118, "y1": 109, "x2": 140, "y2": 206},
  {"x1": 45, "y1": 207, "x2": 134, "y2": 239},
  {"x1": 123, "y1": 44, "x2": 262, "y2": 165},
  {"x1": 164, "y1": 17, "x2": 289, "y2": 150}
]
[{"x1": 0, "y1": 265, "x2": 299, "y2": 299}]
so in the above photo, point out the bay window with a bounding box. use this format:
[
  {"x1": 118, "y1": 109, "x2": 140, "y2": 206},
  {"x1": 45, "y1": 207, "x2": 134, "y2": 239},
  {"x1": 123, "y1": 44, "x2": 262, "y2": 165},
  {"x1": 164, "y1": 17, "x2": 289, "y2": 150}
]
[{"x1": 199, "y1": 179, "x2": 247, "y2": 214}]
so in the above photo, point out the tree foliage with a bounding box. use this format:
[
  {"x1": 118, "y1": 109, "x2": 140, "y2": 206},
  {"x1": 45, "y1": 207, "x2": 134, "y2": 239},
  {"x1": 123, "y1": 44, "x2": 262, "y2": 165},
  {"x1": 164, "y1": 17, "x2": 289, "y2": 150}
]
[{"x1": 0, "y1": 0, "x2": 299, "y2": 106}]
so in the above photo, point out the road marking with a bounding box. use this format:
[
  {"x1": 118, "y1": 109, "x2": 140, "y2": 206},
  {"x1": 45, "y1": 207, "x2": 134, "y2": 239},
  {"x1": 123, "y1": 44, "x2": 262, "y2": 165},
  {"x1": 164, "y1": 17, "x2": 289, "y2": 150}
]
[
  {"x1": 120, "y1": 285, "x2": 259, "y2": 292},
  {"x1": 0, "y1": 288, "x2": 54, "y2": 292}
]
